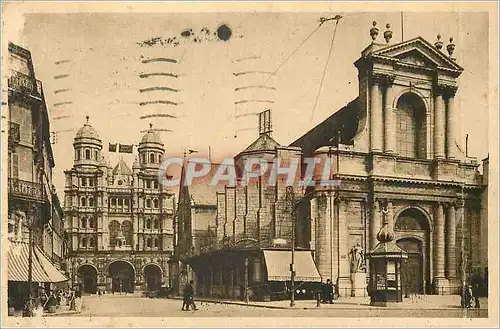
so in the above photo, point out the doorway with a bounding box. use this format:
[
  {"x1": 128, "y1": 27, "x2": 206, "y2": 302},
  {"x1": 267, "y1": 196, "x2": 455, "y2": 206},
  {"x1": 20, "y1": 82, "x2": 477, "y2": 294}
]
[
  {"x1": 144, "y1": 264, "x2": 162, "y2": 291},
  {"x1": 77, "y1": 265, "x2": 98, "y2": 294},
  {"x1": 108, "y1": 261, "x2": 135, "y2": 293}
]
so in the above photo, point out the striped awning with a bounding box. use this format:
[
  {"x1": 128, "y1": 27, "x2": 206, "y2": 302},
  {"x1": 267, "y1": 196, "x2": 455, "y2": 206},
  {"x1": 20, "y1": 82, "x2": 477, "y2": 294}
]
[{"x1": 7, "y1": 241, "x2": 68, "y2": 283}]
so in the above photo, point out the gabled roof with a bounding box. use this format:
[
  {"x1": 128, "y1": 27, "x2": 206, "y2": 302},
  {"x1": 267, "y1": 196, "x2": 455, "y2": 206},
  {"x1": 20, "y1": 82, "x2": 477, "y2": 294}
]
[
  {"x1": 112, "y1": 158, "x2": 132, "y2": 175},
  {"x1": 371, "y1": 36, "x2": 464, "y2": 72}
]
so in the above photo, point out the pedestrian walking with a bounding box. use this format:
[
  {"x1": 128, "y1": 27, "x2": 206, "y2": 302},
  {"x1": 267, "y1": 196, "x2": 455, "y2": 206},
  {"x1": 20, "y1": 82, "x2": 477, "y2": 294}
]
[
  {"x1": 327, "y1": 280, "x2": 334, "y2": 304},
  {"x1": 181, "y1": 280, "x2": 198, "y2": 311}
]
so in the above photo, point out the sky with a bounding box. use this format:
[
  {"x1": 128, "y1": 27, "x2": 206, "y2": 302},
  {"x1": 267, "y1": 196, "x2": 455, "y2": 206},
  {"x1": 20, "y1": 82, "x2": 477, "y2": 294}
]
[{"x1": 10, "y1": 9, "x2": 490, "y2": 197}]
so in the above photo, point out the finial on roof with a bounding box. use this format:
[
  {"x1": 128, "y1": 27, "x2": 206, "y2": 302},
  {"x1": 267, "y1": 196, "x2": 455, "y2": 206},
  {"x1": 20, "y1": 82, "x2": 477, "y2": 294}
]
[
  {"x1": 434, "y1": 34, "x2": 443, "y2": 50},
  {"x1": 149, "y1": 123, "x2": 153, "y2": 130},
  {"x1": 447, "y1": 37, "x2": 456, "y2": 58},
  {"x1": 383, "y1": 23, "x2": 393, "y2": 44},
  {"x1": 370, "y1": 21, "x2": 379, "y2": 41},
  {"x1": 86, "y1": 115, "x2": 90, "y2": 124}
]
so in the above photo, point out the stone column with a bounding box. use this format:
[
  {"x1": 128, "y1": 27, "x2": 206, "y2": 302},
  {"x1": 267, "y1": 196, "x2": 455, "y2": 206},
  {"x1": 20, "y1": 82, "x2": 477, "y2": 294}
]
[
  {"x1": 370, "y1": 76, "x2": 383, "y2": 152},
  {"x1": 446, "y1": 203, "x2": 457, "y2": 279},
  {"x1": 434, "y1": 89, "x2": 446, "y2": 159},
  {"x1": 434, "y1": 203, "x2": 445, "y2": 280},
  {"x1": 383, "y1": 78, "x2": 396, "y2": 154},
  {"x1": 445, "y1": 89, "x2": 458, "y2": 159},
  {"x1": 386, "y1": 200, "x2": 394, "y2": 230},
  {"x1": 370, "y1": 200, "x2": 381, "y2": 250},
  {"x1": 337, "y1": 198, "x2": 351, "y2": 296}
]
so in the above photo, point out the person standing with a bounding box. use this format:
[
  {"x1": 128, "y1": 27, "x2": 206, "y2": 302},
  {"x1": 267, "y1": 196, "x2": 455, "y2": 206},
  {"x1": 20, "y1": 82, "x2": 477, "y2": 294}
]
[{"x1": 182, "y1": 280, "x2": 198, "y2": 311}]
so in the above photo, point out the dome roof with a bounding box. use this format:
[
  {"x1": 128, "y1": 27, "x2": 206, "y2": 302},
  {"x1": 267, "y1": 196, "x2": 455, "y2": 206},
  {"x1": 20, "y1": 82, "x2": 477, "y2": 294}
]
[
  {"x1": 140, "y1": 123, "x2": 163, "y2": 145},
  {"x1": 75, "y1": 116, "x2": 100, "y2": 140}
]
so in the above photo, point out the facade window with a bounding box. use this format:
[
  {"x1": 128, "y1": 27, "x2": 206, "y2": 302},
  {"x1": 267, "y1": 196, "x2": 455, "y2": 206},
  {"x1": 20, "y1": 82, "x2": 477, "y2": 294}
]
[
  {"x1": 81, "y1": 237, "x2": 87, "y2": 247},
  {"x1": 150, "y1": 153, "x2": 155, "y2": 163},
  {"x1": 146, "y1": 218, "x2": 152, "y2": 229},
  {"x1": 89, "y1": 218, "x2": 95, "y2": 229},
  {"x1": 146, "y1": 199, "x2": 151, "y2": 208},
  {"x1": 153, "y1": 180, "x2": 158, "y2": 189},
  {"x1": 153, "y1": 218, "x2": 159, "y2": 229},
  {"x1": 81, "y1": 177, "x2": 87, "y2": 186},
  {"x1": 111, "y1": 198, "x2": 116, "y2": 206},
  {"x1": 81, "y1": 217, "x2": 87, "y2": 228},
  {"x1": 154, "y1": 238, "x2": 159, "y2": 248},
  {"x1": 142, "y1": 153, "x2": 147, "y2": 164},
  {"x1": 124, "y1": 199, "x2": 130, "y2": 208},
  {"x1": 89, "y1": 197, "x2": 94, "y2": 207},
  {"x1": 85, "y1": 149, "x2": 91, "y2": 160},
  {"x1": 80, "y1": 197, "x2": 86, "y2": 207},
  {"x1": 89, "y1": 178, "x2": 94, "y2": 186},
  {"x1": 94, "y1": 150, "x2": 98, "y2": 160},
  {"x1": 76, "y1": 150, "x2": 81, "y2": 161},
  {"x1": 89, "y1": 237, "x2": 95, "y2": 247},
  {"x1": 153, "y1": 199, "x2": 159, "y2": 208},
  {"x1": 146, "y1": 180, "x2": 151, "y2": 189},
  {"x1": 118, "y1": 198, "x2": 123, "y2": 206},
  {"x1": 146, "y1": 238, "x2": 152, "y2": 248},
  {"x1": 396, "y1": 93, "x2": 427, "y2": 159},
  {"x1": 10, "y1": 153, "x2": 19, "y2": 180}
]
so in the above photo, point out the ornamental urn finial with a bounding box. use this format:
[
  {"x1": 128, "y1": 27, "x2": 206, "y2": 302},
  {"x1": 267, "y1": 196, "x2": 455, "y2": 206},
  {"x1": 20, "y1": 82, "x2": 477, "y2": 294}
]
[
  {"x1": 434, "y1": 34, "x2": 443, "y2": 50},
  {"x1": 370, "y1": 21, "x2": 379, "y2": 41},
  {"x1": 447, "y1": 37, "x2": 456, "y2": 57},
  {"x1": 383, "y1": 23, "x2": 393, "y2": 44},
  {"x1": 377, "y1": 223, "x2": 395, "y2": 243}
]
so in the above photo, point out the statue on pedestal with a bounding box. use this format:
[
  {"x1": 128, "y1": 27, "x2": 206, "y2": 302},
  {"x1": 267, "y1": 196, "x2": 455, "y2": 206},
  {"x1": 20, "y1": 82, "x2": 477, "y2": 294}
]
[{"x1": 349, "y1": 242, "x2": 366, "y2": 273}]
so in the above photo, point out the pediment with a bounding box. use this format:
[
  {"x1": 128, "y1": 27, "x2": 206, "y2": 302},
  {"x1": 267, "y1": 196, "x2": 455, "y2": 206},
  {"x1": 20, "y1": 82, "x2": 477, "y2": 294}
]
[{"x1": 372, "y1": 36, "x2": 463, "y2": 72}]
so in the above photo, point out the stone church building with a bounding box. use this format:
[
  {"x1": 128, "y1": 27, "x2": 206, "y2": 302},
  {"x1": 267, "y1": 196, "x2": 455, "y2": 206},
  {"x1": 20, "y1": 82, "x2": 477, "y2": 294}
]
[
  {"x1": 64, "y1": 120, "x2": 175, "y2": 293},
  {"x1": 173, "y1": 26, "x2": 488, "y2": 299}
]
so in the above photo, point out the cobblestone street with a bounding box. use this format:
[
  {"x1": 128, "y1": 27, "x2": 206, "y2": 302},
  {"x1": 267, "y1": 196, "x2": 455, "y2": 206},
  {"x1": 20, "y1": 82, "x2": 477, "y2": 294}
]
[{"x1": 75, "y1": 295, "x2": 488, "y2": 318}]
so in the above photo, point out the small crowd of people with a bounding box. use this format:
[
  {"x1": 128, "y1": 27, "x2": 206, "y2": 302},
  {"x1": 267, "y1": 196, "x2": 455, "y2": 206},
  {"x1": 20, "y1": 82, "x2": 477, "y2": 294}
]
[
  {"x1": 21, "y1": 287, "x2": 78, "y2": 317},
  {"x1": 461, "y1": 283, "x2": 481, "y2": 309},
  {"x1": 181, "y1": 280, "x2": 198, "y2": 311},
  {"x1": 319, "y1": 279, "x2": 337, "y2": 304}
]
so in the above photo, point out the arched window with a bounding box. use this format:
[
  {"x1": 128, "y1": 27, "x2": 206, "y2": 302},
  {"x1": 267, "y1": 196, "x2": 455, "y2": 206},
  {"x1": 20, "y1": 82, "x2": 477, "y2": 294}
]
[
  {"x1": 80, "y1": 197, "x2": 86, "y2": 207},
  {"x1": 94, "y1": 150, "x2": 98, "y2": 160},
  {"x1": 89, "y1": 237, "x2": 95, "y2": 247},
  {"x1": 146, "y1": 218, "x2": 152, "y2": 229},
  {"x1": 124, "y1": 199, "x2": 130, "y2": 209},
  {"x1": 85, "y1": 149, "x2": 91, "y2": 160},
  {"x1": 81, "y1": 217, "x2": 87, "y2": 228},
  {"x1": 396, "y1": 93, "x2": 427, "y2": 159},
  {"x1": 153, "y1": 199, "x2": 159, "y2": 208},
  {"x1": 89, "y1": 197, "x2": 94, "y2": 207},
  {"x1": 111, "y1": 198, "x2": 116, "y2": 206},
  {"x1": 153, "y1": 218, "x2": 159, "y2": 229},
  {"x1": 147, "y1": 238, "x2": 152, "y2": 248},
  {"x1": 121, "y1": 220, "x2": 133, "y2": 246},
  {"x1": 146, "y1": 199, "x2": 151, "y2": 208},
  {"x1": 81, "y1": 237, "x2": 87, "y2": 247},
  {"x1": 76, "y1": 150, "x2": 81, "y2": 160},
  {"x1": 81, "y1": 177, "x2": 87, "y2": 186},
  {"x1": 142, "y1": 153, "x2": 147, "y2": 164},
  {"x1": 146, "y1": 180, "x2": 151, "y2": 189},
  {"x1": 108, "y1": 220, "x2": 120, "y2": 247},
  {"x1": 89, "y1": 178, "x2": 94, "y2": 186},
  {"x1": 154, "y1": 238, "x2": 159, "y2": 248},
  {"x1": 118, "y1": 199, "x2": 123, "y2": 206},
  {"x1": 153, "y1": 180, "x2": 158, "y2": 189},
  {"x1": 150, "y1": 153, "x2": 155, "y2": 163}
]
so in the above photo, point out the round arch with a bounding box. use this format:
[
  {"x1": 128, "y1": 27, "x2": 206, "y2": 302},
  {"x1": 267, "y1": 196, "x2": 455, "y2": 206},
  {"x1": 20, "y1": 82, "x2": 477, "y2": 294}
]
[
  {"x1": 107, "y1": 260, "x2": 136, "y2": 293},
  {"x1": 77, "y1": 264, "x2": 98, "y2": 294},
  {"x1": 143, "y1": 264, "x2": 163, "y2": 291},
  {"x1": 393, "y1": 205, "x2": 433, "y2": 232},
  {"x1": 392, "y1": 89, "x2": 430, "y2": 115}
]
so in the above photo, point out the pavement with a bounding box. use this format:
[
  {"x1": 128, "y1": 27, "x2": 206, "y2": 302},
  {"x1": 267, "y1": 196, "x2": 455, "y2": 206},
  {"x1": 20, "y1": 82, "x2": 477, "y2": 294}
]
[
  {"x1": 8, "y1": 297, "x2": 84, "y2": 318},
  {"x1": 70, "y1": 293, "x2": 488, "y2": 318}
]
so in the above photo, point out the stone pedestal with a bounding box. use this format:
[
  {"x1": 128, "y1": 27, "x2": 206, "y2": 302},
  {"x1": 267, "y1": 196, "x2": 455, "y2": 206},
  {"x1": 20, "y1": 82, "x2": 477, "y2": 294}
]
[
  {"x1": 337, "y1": 277, "x2": 352, "y2": 297},
  {"x1": 351, "y1": 272, "x2": 368, "y2": 297},
  {"x1": 434, "y1": 277, "x2": 450, "y2": 295}
]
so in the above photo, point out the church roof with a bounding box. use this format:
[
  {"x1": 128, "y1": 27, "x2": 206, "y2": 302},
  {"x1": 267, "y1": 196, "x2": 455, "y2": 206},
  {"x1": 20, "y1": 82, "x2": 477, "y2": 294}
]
[
  {"x1": 75, "y1": 116, "x2": 100, "y2": 140},
  {"x1": 140, "y1": 123, "x2": 163, "y2": 145},
  {"x1": 112, "y1": 158, "x2": 133, "y2": 175},
  {"x1": 241, "y1": 133, "x2": 280, "y2": 154}
]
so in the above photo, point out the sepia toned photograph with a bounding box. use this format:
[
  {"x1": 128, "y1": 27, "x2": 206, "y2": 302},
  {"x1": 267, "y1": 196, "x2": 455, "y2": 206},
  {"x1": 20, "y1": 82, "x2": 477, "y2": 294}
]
[{"x1": 1, "y1": 2, "x2": 498, "y2": 327}]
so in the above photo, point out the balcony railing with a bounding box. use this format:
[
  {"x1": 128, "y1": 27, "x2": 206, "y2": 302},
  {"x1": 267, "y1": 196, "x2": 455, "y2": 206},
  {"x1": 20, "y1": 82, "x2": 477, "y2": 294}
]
[
  {"x1": 8, "y1": 178, "x2": 44, "y2": 201},
  {"x1": 8, "y1": 121, "x2": 20, "y2": 146},
  {"x1": 8, "y1": 70, "x2": 42, "y2": 98}
]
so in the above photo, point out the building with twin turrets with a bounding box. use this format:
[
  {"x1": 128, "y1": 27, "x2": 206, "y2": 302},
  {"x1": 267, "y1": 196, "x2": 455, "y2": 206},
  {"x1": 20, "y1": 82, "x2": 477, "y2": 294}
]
[{"x1": 64, "y1": 119, "x2": 175, "y2": 294}]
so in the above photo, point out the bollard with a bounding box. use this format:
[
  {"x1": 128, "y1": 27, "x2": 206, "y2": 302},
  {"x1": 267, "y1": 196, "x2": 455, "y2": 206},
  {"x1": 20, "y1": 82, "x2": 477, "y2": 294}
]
[{"x1": 316, "y1": 293, "x2": 321, "y2": 308}]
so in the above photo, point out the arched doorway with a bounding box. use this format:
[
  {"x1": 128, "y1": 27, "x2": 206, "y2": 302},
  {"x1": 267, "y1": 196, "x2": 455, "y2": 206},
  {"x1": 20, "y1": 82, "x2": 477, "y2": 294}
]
[
  {"x1": 395, "y1": 93, "x2": 427, "y2": 159},
  {"x1": 77, "y1": 265, "x2": 98, "y2": 294},
  {"x1": 394, "y1": 208, "x2": 430, "y2": 295},
  {"x1": 108, "y1": 261, "x2": 135, "y2": 293},
  {"x1": 144, "y1": 264, "x2": 163, "y2": 291}
]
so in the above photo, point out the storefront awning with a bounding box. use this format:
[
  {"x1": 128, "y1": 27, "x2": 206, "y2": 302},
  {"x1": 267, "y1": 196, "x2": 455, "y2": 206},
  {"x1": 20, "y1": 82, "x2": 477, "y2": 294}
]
[
  {"x1": 263, "y1": 250, "x2": 322, "y2": 282},
  {"x1": 7, "y1": 241, "x2": 68, "y2": 283}
]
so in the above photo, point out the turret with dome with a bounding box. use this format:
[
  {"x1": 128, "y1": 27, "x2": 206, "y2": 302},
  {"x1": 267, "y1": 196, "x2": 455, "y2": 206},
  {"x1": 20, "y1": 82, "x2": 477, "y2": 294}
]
[
  {"x1": 73, "y1": 115, "x2": 102, "y2": 168},
  {"x1": 138, "y1": 123, "x2": 165, "y2": 171}
]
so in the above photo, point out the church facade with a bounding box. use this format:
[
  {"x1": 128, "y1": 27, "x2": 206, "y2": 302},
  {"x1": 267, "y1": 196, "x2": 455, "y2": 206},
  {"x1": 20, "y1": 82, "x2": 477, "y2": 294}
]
[
  {"x1": 173, "y1": 26, "x2": 488, "y2": 299},
  {"x1": 64, "y1": 120, "x2": 175, "y2": 293}
]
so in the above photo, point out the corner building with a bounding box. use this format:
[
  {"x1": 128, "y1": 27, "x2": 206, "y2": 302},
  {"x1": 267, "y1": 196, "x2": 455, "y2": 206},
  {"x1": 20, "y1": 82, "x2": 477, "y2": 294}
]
[
  {"x1": 292, "y1": 32, "x2": 488, "y2": 295},
  {"x1": 64, "y1": 119, "x2": 175, "y2": 293}
]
